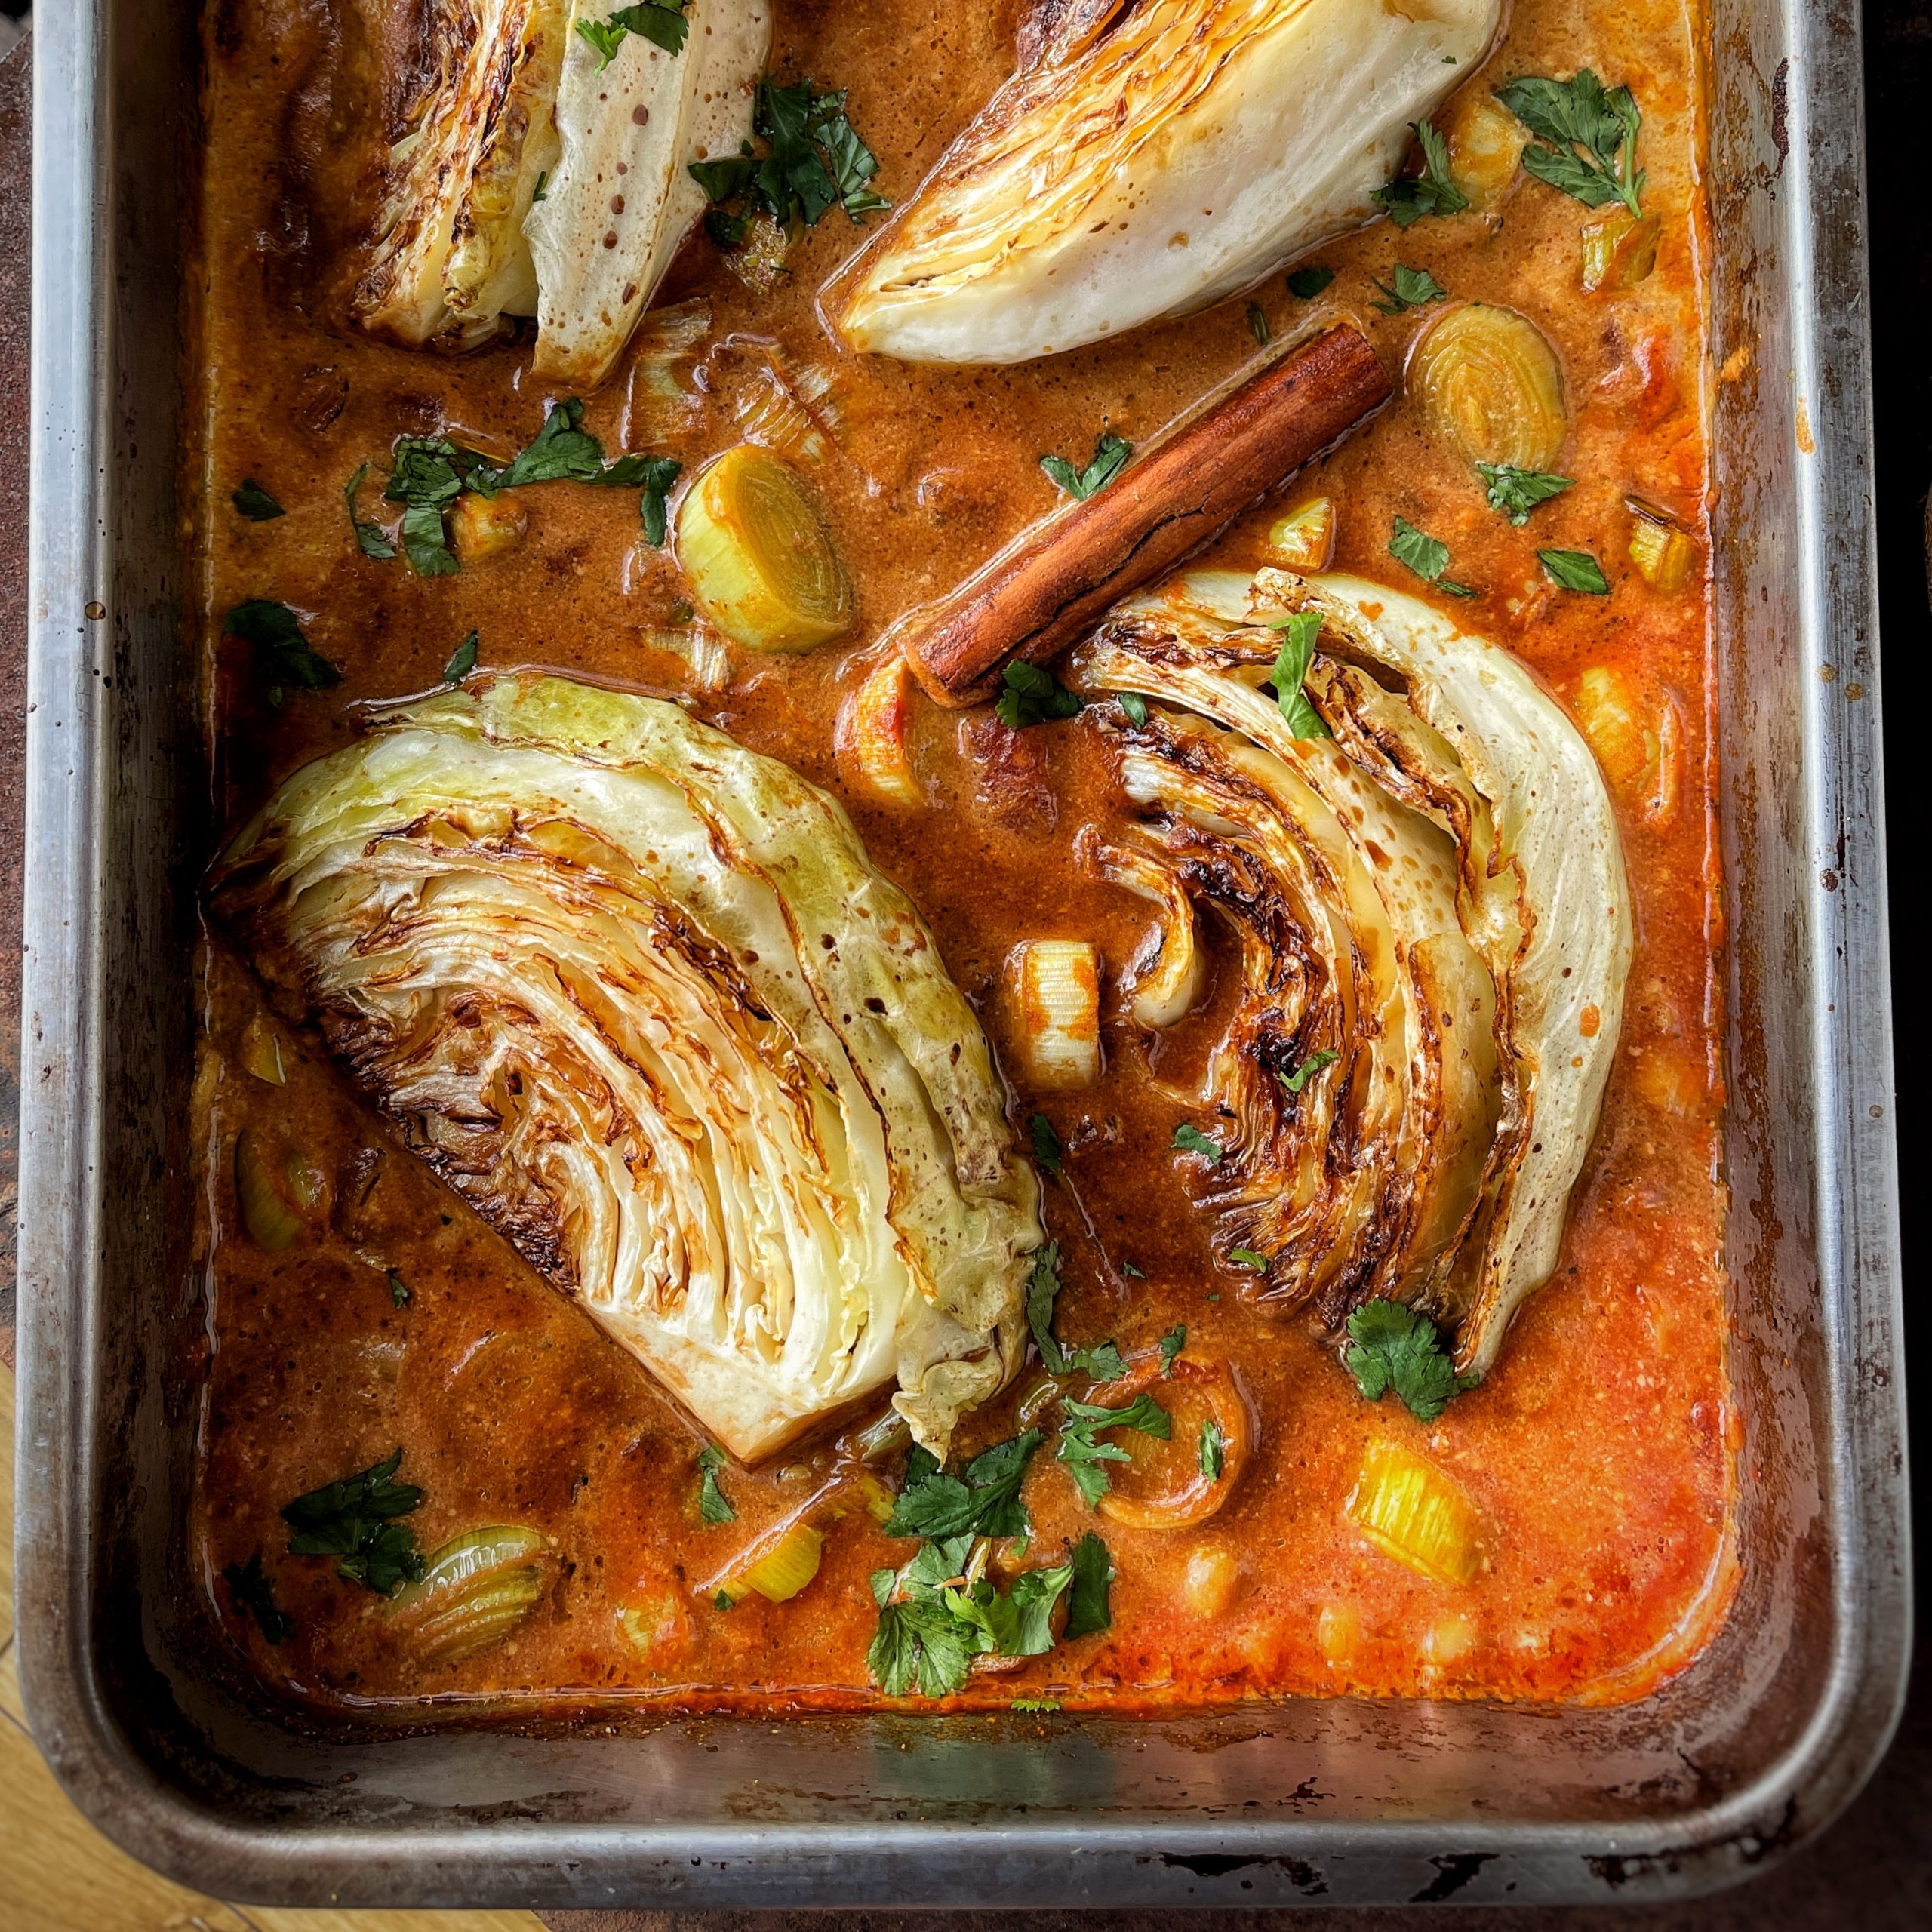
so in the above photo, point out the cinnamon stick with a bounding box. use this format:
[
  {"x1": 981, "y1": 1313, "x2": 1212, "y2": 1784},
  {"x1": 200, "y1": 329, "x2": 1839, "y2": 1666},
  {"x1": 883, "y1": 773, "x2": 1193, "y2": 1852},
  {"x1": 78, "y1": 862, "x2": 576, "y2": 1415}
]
[{"x1": 893, "y1": 322, "x2": 1392, "y2": 706}]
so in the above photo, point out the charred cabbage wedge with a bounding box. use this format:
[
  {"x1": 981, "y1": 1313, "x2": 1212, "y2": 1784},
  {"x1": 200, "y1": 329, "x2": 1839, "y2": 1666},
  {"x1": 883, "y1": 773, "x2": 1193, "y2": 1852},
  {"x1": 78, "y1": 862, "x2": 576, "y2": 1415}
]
[
  {"x1": 208, "y1": 675, "x2": 1040, "y2": 1461},
  {"x1": 354, "y1": 0, "x2": 771, "y2": 385},
  {"x1": 832, "y1": 0, "x2": 1502, "y2": 365},
  {"x1": 1069, "y1": 568, "x2": 1631, "y2": 1375}
]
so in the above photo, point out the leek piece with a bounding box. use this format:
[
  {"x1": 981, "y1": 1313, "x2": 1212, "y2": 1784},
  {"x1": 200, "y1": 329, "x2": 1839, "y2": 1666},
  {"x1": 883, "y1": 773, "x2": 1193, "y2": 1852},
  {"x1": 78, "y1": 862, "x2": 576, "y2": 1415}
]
[
  {"x1": 841, "y1": 654, "x2": 924, "y2": 806},
  {"x1": 1347, "y1": 1440, "x2": 1484, "y2": 1586},
  {"x1": 1441, "y1": 93, "x2": 1524, "y2": 211},
  {"x1": 1408, "y1": 303, "x2": 1569, "y2": 473},
  {"x1": 238, "y1": 1015, "x2": 286, "y2": 1086},
  {"x1": 1266, "y1": 498, "x2": 1336, "y2": 576},
  {"x1": 234, "y1": 1131, "x2": 303, "y2": 1251},
  {"x1": 1573, "y1": 666, "x2": 1659, "y2": 792},
  {"x1": 729, "y1": 1521, "x2": 825, "y2": 1604},
  {"x1": 1580, "y1": 208, "x2": 1661, "y2": 293},
  {"x1": 450, "y1": 491, "x2": 528, "y2": 565},
  {"x1": 1626, "y1": 505, "x2": 1695, "y2": 592},
  {"x1": 389, "y1": 1524, "x2": 550, "y2": 1663},
  {"x1": 1012, "y1": 940, "x2": 1102, "y2": 1091},
  {"x1": 675, "y1": 445, "x2": 853, "y2": 653}
]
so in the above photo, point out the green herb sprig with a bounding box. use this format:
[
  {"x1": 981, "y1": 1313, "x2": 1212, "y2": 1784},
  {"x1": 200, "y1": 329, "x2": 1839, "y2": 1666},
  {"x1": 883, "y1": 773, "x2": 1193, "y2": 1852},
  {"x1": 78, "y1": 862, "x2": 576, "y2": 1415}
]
[
  {"x1": 1041, "y1": 431, "x2": 1131, "y2": 503},
  {"x1": 280, "y1": 1448, "x2": 426, "y2": 1595},
  {"x1": 1371, "y1": 120, "x2": 1469, "y2": 228}
]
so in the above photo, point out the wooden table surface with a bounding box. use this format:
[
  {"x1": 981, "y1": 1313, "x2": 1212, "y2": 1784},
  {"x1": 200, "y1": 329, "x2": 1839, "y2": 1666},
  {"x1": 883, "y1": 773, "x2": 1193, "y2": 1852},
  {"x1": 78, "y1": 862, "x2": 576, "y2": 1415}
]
[{"x1": 2, "y1": 20, "x2": 1927, "y2": 1929}]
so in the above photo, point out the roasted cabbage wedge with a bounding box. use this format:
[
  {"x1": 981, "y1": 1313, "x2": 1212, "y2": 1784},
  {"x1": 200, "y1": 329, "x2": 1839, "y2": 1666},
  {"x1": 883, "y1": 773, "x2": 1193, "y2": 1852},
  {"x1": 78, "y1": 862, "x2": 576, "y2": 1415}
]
[
  {"x1": 208, "y1": 674, "x2": 1040, "y2": 1461},
  {"x1": 1069, "y1": 567, "x2": 1630, "y2": 1374},
  {"x1": 833, "y1": 0, "x2": 1502, "y2": 365},
  {"x1": 355, "y1": 1, "x2": 770, "y2": 385}
]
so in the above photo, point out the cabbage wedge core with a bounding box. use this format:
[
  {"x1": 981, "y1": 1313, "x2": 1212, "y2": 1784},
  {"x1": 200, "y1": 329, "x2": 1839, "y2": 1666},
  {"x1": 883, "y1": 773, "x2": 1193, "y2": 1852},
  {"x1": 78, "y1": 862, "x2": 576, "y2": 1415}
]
[
  {"x1": 834, "y1": 0, "x2": 1503, "y2": 365},
  {"x1": 209, "y1": 675, "x2": 1039, "y2": 1462},
  {"x1": 1070, "y1": 568, "x2": 1631, "y2": 1376}
]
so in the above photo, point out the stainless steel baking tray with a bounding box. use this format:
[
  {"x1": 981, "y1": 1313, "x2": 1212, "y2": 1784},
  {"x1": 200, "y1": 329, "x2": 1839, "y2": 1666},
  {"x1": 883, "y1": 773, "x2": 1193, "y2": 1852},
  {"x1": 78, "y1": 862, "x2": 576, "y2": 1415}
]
[{"x1": 14, "y1": 0, "x2": 1911, "y2": 1908}]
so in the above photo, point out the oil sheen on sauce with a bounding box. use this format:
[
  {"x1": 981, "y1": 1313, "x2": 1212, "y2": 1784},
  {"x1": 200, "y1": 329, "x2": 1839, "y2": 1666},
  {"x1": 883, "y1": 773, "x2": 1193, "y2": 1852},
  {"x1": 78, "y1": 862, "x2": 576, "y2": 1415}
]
[{"x1": 189, "y1": 0, "x2": 1736, "y2": 1715}]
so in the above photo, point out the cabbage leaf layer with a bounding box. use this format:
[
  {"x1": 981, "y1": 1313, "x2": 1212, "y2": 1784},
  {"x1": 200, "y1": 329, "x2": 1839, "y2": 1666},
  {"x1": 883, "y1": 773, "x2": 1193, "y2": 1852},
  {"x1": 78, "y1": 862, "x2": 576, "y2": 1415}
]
[
  {"x1": 210, "y1": 674, "x2": 1039, "y2": 1461},
  {"x1": 1071, "y1": 568, "x2": 1631, "y2": 1375}
]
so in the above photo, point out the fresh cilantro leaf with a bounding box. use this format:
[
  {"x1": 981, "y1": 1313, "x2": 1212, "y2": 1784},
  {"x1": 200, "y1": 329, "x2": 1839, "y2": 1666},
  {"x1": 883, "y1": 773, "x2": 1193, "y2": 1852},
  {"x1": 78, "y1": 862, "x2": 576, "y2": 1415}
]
[
  {"x1": 388, "y1": 1269, "x2": 411, "y2": 1309},
  {"x1": 384, "y1": 437, "x2": 469, "y2": 510},
  {"x1": 1118, "y1": 691, "x2": 1149, "y2": 727},
  {"x1": 577, "y1": 2, "x2": 688, "y2": 68},
  {"x1": 635, "y1": 456, "x2": 681, "y2": 546},
  {"x1": 1172, "y1": 1123, "x2": 1223, "y2": 1163},
  {"x1": 1494, "y1": 71, "x2": 1644, "y2": 217},
  {"x1": 1026, "y1": 1244, "x2": 1127, "y2": 1383},
  {"x1": 1478, "y1": 463, "x2": 1575, "y2": 526},
  {"x1": 691, "y1": 77, "x2": 889, "y2": 233},
  {"x1": 1287, "y1": 265, "x2": 1335, "y2": 299},
  {"x1": 714, "y1": 1589, "x2": 734, "y2": 1611},
  {"x1": 1199, "y1": 1417, "x2": 1226, "y2": 1480},
  {"x1": 343, "y1": 463, "x2": 396, "y2": 559},
  {"x1": 1012, "y1": 1697, "x2": 1062, "y2": 1712},
  {"x1": 281, "y1": 1448, "x2": 426, "y2": 1595},
  {"x1": 1247, "y1": 303, "x2": 1270, "y2": 346},
  {"x1": 1057, "y1": 1394, "x2": 1171, "y2": 1509},
  {"x1": 885, "y1": 1430, "x2": 1045, "y2": 1540},
  {"x1": 232, "y1": 478, "x2": 285, "y2": 521},
  {"x1": 1065, "y1": 1530, "x2": 1113, "y2": 1638},
  {"x1": 1041, "y1": 431, "x2": 1131, "y2": 502},
  {"x1": 995, "y1": 658, "x2": 1084, "y2": 728},
  {"x1": 1344, "y1": 1297, "x2": 1476, "y2": 1422},
  {"x1": 1157, "y1": 1325, "x2": 1187, "y2": 1376},
  {"x1": 1030, "y1": 1113, "x2": 1063, "y2": 1175},
  {"x1": 1389, "y1": 516, "x2": 1475, "y2": 596},
  {"x1": 1281, "y1": 1046, "x2": 1339, "y2": 1094},
  {"x1": 223, "y1": 600, "x2": 341, "y2": 694},
  {"x1": 500, "y1": 398, "x2": 607, "y2": 488},
  {"x1": 1266, "y1": 609, "x2": 1331, "y2": 739},
  {"x1": 1538, "y1": 547, "x2": 1611, "y2": 594},
  {"x1": 1121, "y1": 1260, "x2": 1146, "y2": 1281},
  {"x1": 1369, "y1": 264, "x2": 1448, "y2": 315},
  {"x1": 945, "y1": 1561, "x2": 1073, "y2": 1659},
  {"x1": 696, "y1": 1444, "x2": 736, "y2": 1524},
  {"x1": 1371, "y1": 118, "x2": 1469, "y2": 228},
  {"x1": 442, "y1": 632, "x2": 479, "y2": 683},
  {"x1": 1228, "y1": 1247, "x2": 1269, "y2": 1272},
  {"x1": 401, "y1": 500, "x2": 459, "y2": 577},
  {"x1": 222, "y1": 1551, "x2": 294, "y2": 1644}
]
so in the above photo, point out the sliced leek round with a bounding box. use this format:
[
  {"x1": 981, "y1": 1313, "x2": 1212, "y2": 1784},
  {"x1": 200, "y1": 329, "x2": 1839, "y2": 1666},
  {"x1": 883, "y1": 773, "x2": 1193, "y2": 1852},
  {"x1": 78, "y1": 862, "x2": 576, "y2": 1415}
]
[
  {"x1": 389, "y1": 1525, "x2": 552, "y2": 1663},
  {"x1": 1347, "y1": 1440, "x2": 1484, "y2": 1586},
  {"x1": 675, "y1": 446, "x2": 854, "y2": 654},
  {"x1": 1407, "y1": 303, "x2": 1568, "y2": 473},
  {"x1": 1011, "y1": 940, "x2": 1102, "y2": 1091},
  {"x1": 1093, "y1": 1352, "x2": 1248, "y2": 1532},
  {"x1": 234, "y1": 1130, "x2": 304, "y2": 1251}
]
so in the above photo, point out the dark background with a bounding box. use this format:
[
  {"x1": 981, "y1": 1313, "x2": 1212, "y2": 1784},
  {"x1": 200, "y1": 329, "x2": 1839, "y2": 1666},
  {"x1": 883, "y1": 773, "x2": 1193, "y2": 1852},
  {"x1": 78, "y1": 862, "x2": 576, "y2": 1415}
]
[{"x1": 0, "y1": 1, "x2": 1927, "y2": 1920}]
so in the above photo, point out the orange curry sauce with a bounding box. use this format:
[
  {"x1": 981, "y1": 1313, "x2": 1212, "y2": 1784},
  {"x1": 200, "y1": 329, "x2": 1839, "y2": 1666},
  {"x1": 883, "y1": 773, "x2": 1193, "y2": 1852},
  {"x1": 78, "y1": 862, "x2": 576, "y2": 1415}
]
[{"x1": 189, "y1": 0, "x2": 1736, "y2": 1715}]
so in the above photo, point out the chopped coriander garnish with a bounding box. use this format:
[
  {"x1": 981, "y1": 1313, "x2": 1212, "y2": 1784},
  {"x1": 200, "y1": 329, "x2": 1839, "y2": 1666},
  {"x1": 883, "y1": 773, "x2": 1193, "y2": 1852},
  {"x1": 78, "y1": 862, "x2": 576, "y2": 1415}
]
[
  {"x1": 388, "y1": 1269, "x2": 412, "y2": 1309},
  {"x1": 1389, "y1": 516, "x2": 1476, "y2": 596},
  {"x1": 1012, "y1": 1696, "x2": 1063, "y2": 1712},
  {"x1": 221, "y1": 1551, "x2": 294, "y2": 1644},
  {"x1": 1121, "y1": 1260, "x2": 1147, "y2": 1280},
  {"x1": 1227, "y1": 1247, "x2": 1269, "y2": 1272},
  {"x1": 868, "y1": 1533, "x2": 1078, "y2": 1696},
  {"x1": 1041, "y1": 431, "x2": 1131, "y2": 503},
  {"x1": 281, "y1": 1448, "x2": 425, "y2": 1595},
  {"x1": 1478, "y1": 462, "x2": 1575, "y2": 525},
  {"x1": 343, "y1": 463, "x2": 396, "y2": 559},
  {"x1": 1344, "y1": 1297, "x2": 1478, "y2": 1422},
  {"x1": 1494, "y1": 71, "x2": 1644, "y2": 217},
  {"x1": 636, "y1": 456, "x2": 681, "y2": 546},
  {"x1": 691, "y1": 77, "x2": 888, "y2": 233},
  {"x1": 1058, "y1": 1394, "x2": 1171, "y2": 1509},
  {"x1": 1287, "y1": 265, "x2": 1335, "y2": 300},
  {"x1": 1266, "y1": 609, "x2": 1331, "y2": 739},
  {"x1": 1030, "y1": 1113, "x2": 1064, "y2": 1175},
  {"x1": 714, "y1": 1589, "x2": 734, "y2": 1611},
  {"x1": 1370, "y1": 264, "x2": 1448, "y2": 315},
  {"x1": 223, "y1": 599, "x2": 341, "y2": 700},
  {"x1": 442, "y1": 631, "x2": 479, "y2": 683},
  {"x1": 1538, "y1": 547, "x2": 1611, "y2": 594},
  {"x1": 696, "y1": 1444, "x2": 736, "y2": 1524},
  {"x1": 1281, "y1": 1047, "x2": 1338, "y2": 1094},
  {"x1": 1064, "y1": 1529, "x2": 1113, "y2": 1638},
  {"x1": 1247, "y1": 302, "x2": 1270, "y2": 346},
  {"x1": 500, "y1": 398, "x2": 610, "y2": 488},
  {"x1": 1371, "y1": 119, "x2": 1469, "y2": 228},
  {"x1": 1157, "y1": 1324, "x2": 1187, "y2": 1376},
  {"x1": 996, "y1": 658, "x2": 1084, "y2": 728},
  {"x1": 232, "y1": 478, "x2": 285, "y2": 521},
  {"x1": 577, "y1": 1, "x2": 690, "y2": 68},
  {"x1": 1027, "y1": 1243, "x2": 1126, "y2": 1383},
  {"x1": 885, "y1": 1432, "x2": 1044, "y2": 1541},
  {"x1": 1198, "y1": 1417, "x2": 1226, "y2": 1480},
  {"x1": 1172, "y1": 1123, "x2": 1223, "y2": 1163},
  {"x1": 1118, "y1": 691, "x2": 1149, "y2": 728}
]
